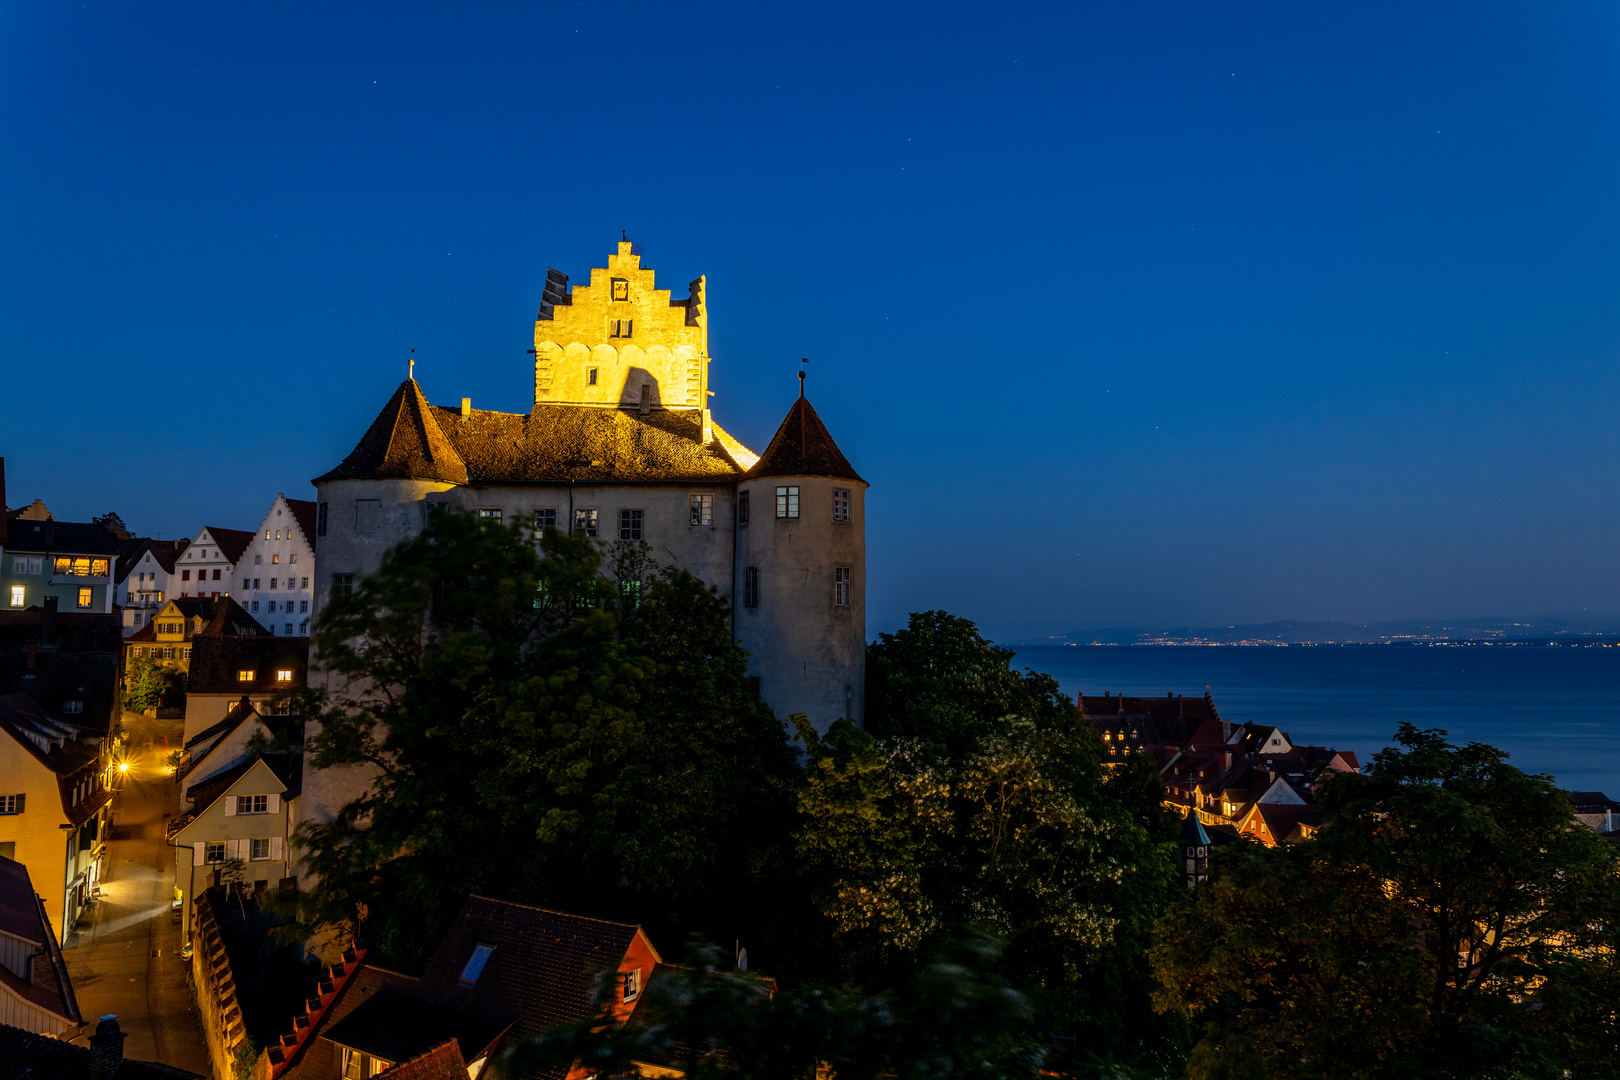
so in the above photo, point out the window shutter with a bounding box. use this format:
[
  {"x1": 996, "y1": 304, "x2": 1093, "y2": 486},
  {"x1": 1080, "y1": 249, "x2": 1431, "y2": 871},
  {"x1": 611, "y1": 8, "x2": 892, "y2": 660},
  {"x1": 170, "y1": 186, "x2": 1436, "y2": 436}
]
[
  {"x1": 194, "y1": 843, "x2": 205, "y2": 866},
  {"x1": 224, "y1": 797, "x2": 237, "y2": 817},
  {"x1": 266, "y1": 793, "x2": 280, "y2": 813},
  {"x1": 270, "y1": 836, "x2": 284, "y2": 861},
  {"x1": 13, "y1": 794, "x2": 22, "y2": 814},
  {"x1": 233, "y1": 838, "x2": 249, "y2": 860}
]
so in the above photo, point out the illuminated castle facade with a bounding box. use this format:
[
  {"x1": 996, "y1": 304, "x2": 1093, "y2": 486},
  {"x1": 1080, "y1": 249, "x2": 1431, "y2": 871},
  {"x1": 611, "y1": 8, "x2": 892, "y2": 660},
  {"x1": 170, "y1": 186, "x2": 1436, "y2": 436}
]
[{"x1": 304, "y1": 242, "x2": 866, "y2": 823}]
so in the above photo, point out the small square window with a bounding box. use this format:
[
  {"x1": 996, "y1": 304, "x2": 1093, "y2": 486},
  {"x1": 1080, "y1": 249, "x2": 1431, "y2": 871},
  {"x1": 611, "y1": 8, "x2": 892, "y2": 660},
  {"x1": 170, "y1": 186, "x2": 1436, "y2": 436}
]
[
  {"x1": 77, "y1": 588, "x2": 93, "y2": 609},
  {"x1": 775, "y1": 486, "x2": 800, "y2": 519},
  {"x1": 533, "y1": 507, "x2": 557, "y2": 531},
  {"x1": 619, "y1": 509, "x2": 643, "y2": 541},
  {"x1": 250, "y1": 838, "x2": 271, "y2": 861},
  {"x1": 237, "y1": 669, "x2": 256, "y2": 682},
  {"x1": 62, "y1": 701, "x2": 83, "y2": 714},
  {"x1": 181, "y1": 570, "x2": 191, "y2": 582},
  {"x1": 611, "y1": 278, "x2": 630, "y2": 301},
  {"x1": 574, "y1": 508, "x2": 599, "y2": 538},
  {"x1": 0, "y1": 795, "x2": 17, "y2": 814},
  {"x1": 833, "y1": 489, "x2": 851, "y2": 522},
  {"x1": 332, "y1": 573, "x2": 354, "y2": 598},
  {"x1": 743, "y1": 567, "x2": 759, "y2": 609},
  {"x1": 835, "y1": 566, "x2": 851, "y2": 607},
  {"x1": 238, "y1": 794, "x2": 268, "y2": 814},
  {"x1": 689, "y1": 494, "x2": 714, "y2": 527},
  {"x1": 478, "y1": 508, "x2": 503, "y2": 521}
]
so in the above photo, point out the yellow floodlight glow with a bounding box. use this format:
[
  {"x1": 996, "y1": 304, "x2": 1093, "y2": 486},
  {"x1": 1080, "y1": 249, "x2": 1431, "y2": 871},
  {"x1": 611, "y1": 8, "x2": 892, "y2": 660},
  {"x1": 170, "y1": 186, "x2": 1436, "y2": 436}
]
[{"x1": 119, "y1": 761, "x2": 130, "y2": 773}]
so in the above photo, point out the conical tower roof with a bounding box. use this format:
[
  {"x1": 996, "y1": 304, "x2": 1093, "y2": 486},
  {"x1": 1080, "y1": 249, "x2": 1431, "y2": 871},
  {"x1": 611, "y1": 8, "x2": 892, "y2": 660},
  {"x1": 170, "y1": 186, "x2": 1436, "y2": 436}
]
[
  {"x1": 314, "y1": 379, "x2": 469, "y2": 485},
  {"x1": 747, "y1": 397, "x2": 864, "y2": 483},
  {"x1": 1180, "y1": 807, "x2": 1211, "y2": 847}
]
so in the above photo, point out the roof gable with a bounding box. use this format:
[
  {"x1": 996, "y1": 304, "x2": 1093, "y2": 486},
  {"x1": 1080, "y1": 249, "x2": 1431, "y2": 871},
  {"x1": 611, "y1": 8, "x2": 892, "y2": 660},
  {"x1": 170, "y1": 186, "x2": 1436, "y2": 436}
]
[
  {"x1": 747, "y1": 396, "x2": 863, "y2": 482},
  {"x1": 197, "y1": 526, "x2": 256, "y2": 565},
  {"x1": 316, "y1": 379, "x2": 470, "y2": 485}
]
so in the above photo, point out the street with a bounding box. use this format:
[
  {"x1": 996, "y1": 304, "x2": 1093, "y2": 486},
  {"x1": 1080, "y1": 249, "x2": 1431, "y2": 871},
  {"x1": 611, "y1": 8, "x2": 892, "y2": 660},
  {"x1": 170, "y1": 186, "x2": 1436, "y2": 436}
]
[{"x1": 62, "y1": 710, "x2": 211, "y2": 1076}]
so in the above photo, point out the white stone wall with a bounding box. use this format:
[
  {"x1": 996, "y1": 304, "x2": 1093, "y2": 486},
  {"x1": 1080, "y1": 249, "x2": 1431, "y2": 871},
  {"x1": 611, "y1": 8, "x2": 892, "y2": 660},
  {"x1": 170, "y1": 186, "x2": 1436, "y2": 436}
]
[
  {"x1": 183, "y1": 528, "x2": 241, "y2": 601},
  {"x1": 236, "y1": 494, "x2": 317, "y2": 636},
  {"x1": 120, "y1": 549, "x2": 176, "y2": 635}
]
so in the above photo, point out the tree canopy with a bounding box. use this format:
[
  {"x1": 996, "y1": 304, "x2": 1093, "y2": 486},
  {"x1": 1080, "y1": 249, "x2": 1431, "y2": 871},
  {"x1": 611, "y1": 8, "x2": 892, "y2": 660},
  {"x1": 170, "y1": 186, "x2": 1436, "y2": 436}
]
[{"x1": 1151, "y1": 723, "x2": 1620, "y2": 1079}]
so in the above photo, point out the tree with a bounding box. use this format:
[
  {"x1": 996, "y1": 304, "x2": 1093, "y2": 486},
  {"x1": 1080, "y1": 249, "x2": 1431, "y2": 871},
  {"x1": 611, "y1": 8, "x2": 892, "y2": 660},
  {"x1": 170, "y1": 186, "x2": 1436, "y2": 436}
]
[
  {"x1": 291, "y1": 511, "x2": 800, "y2": 969},
  {"x1": 122, "y1": 655, "x2": 185, "y2": 712},
  {"x1": 92, "y1": 511, "x2": 131, "y2": 539},
  {"x1": 1150, "y1": 724, "x2": 1620, "y2": 1079}
]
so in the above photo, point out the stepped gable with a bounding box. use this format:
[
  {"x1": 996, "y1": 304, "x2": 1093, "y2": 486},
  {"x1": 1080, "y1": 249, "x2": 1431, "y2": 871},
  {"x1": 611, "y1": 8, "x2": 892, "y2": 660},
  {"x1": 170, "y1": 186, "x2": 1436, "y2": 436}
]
[
  {"x1": 430, "y1": 403, "x2": 748, "y2": 483},
  {"x1": 316, "y1": 379, "x2": 470, "y2": 485},
  {"x1": 747, "y1": 396, "x2": 864, "y2": 483}
]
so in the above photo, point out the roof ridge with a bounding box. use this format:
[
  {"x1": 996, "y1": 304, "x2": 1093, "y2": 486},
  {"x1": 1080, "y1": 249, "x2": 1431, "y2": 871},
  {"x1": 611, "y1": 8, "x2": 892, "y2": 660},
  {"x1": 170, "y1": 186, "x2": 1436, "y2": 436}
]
[{"x1": 462, "y1": 893, "x2": 641, "y2": 930}]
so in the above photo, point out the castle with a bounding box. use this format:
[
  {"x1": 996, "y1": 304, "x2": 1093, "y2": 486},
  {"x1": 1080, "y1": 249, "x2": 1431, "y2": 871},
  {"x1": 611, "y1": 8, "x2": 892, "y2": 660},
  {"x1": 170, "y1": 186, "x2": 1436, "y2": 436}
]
[{"x1": 303, "y1": 241, "x2": 867, "y2": 824}]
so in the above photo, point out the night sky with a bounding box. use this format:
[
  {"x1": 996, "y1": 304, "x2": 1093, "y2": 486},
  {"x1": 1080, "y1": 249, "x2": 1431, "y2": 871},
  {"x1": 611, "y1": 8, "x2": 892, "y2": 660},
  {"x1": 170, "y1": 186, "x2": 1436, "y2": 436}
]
[{"x1": 6, "y1": 2, "x2": 1620, "y2": 641}]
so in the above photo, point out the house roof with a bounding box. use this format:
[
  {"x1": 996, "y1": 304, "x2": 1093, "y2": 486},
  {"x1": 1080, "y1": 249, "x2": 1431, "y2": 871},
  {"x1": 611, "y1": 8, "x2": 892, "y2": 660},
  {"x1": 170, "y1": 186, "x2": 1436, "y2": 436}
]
[
  {"x1": 316, "y1": 380, "x2": 756, "y2": 486},
  {"x1": 1569, "y1": 791, "x2": 1619, "y2": 813},
  {"x1": 1251, "y1": 803, "x2": 1325, "y2": 844},
  {"x1": 376, "y1": 1039, "x2": 467, "y2": 1080},
  {"x1": 1179, "y1": 808, "x2": 1211, "y2": 847},
  {"x1": 184, "y1": 751, "x2": 301, "y2": 814},
  {"x1": 0, "y1": 693, "x2": 102, "y2": 783},
  {"x1": 3, "y1": 519, "x2": 118, "y2": 557},
  {"x1": 746, "y1": 396, "x2": 863, "y2": 483},
  {"x1": 321, "y1": 985, "x2": 508, "y2": 1070},
  {"x1": 0, "y1": 1019, "x2": 203, "y2": 1079},
  {"x1": 1080, "y1": 692, "x2": 1224, "y2": 748},
  {"x1": 286, "y1": 497, "x2": 318, "y2": 545},
  {"x1": 414, "y1": 895, "x2": 649, "y2": 1043},
  {"x1": 186, "y1": 636, "x2": 307, "y2": 694},
  {"x1": 199, "y1": 526, "x2": 256, "y2": 565},
  {"x1": 125, "y1": 596, "x2": 270, "y2": 644},
  {"x1": 115, "y1": 538, "x2": 191, "y2": 583},
  {"x1": 0, "y1": 857, "x2": 80, "y2": 1025},
  {"x1": 185, "y1": 698, "x2": 259, "y2": 752}
]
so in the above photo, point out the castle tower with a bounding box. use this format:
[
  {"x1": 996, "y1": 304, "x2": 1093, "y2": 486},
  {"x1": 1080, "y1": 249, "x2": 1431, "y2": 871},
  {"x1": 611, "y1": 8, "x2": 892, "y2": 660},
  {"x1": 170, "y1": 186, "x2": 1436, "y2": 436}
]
[
  {"x1": 532, "y1": 240, "x2": 710, "y2": 428},
  {"x1": 735, "y1": 380, "x2": 867, "y2": 734}
]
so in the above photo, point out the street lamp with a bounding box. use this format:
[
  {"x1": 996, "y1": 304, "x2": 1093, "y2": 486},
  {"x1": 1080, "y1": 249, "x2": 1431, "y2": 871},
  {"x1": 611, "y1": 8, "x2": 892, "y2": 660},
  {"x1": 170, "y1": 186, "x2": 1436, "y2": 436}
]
[{"x1": 118, "y1": 762, "x2": 130, "y2": 774}]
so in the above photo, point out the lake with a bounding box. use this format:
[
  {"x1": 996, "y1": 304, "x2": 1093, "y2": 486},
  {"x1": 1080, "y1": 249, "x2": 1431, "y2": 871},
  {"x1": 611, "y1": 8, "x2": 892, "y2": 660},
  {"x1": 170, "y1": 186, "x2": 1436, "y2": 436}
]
[{"x1": 1009, "y1": 644, "x2": 1620, "y2": 795}]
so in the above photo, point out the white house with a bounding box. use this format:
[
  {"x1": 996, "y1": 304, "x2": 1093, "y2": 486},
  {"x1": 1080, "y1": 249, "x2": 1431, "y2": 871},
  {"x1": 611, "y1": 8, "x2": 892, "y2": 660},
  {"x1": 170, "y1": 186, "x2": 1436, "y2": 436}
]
[
  {"x1": 234, "y1": 495, "x2": 317, "y2": 637},
  {"x1": 115, "y1": 539, "x2": 189, "y2": 636},
  {"x1": 177, "y1": 526, "x2": 255, "y2": 600}
]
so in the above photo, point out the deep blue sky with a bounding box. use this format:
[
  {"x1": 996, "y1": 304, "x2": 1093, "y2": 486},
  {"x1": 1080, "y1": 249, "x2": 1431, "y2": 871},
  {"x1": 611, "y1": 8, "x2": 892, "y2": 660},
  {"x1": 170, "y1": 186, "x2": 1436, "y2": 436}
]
[{"x1": 6, "y1": 2, "x2": 1620, "y2": 641}]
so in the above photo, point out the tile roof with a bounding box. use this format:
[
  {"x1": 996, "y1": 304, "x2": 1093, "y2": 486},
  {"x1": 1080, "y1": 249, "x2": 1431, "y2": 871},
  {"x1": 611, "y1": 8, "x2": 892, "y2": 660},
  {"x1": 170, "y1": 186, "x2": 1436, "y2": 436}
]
[
  {"x1": 0, "y1": 613, "x2": 122, "y2": 733},
  {"x1": 375, "y1": 1039, "x2": 467, "y2": 1080},
  {"x1": 200, "y1": 526, "x2": 256, "y2": 565},
  {"x1": 1080, "y1": 692, "x2": 1224, "y2": 747},
  {"x1": 184, "y1": 751, "x2": 302, "y2": 812},
  {"x1": 1569, "y1": 791, "x2": 1619, "y2": 813},
  {"x1": 321, "y1": 986, "x2": 507, "y2": 1069},
  {"x1": 746, "y1": 396, "x2": 863, "y2": 483},
  {"x1": 414, "y1": 895, "x2": 646, "y2": 1043},
  {"x1": 2, "y1": 519, "x2": 119, "y2": 557},
  {"x1": 115, "y1": 538, "x2": 191, "y2": 583},
  {"x1": 124, "y1": 596, "x2": 271, "y2": 644},
  {"x1": 186, "y1": 636, "x2": 308, "y2": 695},
  {"x1": 280, "y1": 966, "x2": 419, "y2": 1080},
  {"x1": 0, "y1": 857, "x2": 80, "y2": 1025},
  {"x1": 286, "y1": 498, "x2": 318, "y2": 546},
  {"x1": 0, "y1": 1019, "x2": 204, "y2": 1079},
  {"x1": 316, "y1": 380, "x2": 755, "y2": 486}
]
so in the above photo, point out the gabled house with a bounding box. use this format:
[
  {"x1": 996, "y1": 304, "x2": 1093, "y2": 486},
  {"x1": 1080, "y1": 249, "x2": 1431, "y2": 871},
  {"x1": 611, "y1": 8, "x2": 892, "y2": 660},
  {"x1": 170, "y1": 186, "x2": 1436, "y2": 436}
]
[
  {"x1": 183, "y1": 636, "x2": 307, "y2": 744},
  {"x1": 178, "y1": 697, "x2": 283, "y2": 798},
  {"x1": 0, "y1": 694, "x2": 113, "y2": 942},
  {"x1": 123, "y1": 595, "x2": 270, "y2": 679},
  {"x1": 235, "y1": 495, "x2": 319, "y2": 638},
  {"x1": 115, "y1": 538, "x2": 190, "y2": 635},
  {"x1": 168, "y1": 752, "x2": 301, "y2": 947},
  {"x1": 0, "y1": 855, "x2": 80, "y2": 1035},
  {"x1": 273, "y1": 896, "x2": 662, "y2": 1080},
  {"x1": 2, "y1": 519, "x2": 118, "y2": 614},
  {"x1": 179, "y1": 526, "x2": 256, "y2": 600}
]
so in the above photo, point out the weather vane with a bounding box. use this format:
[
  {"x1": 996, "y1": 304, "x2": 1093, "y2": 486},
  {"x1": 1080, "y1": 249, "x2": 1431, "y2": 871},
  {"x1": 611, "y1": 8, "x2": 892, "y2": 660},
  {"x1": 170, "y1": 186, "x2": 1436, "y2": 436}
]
[
  {"x1": 408, "y1": 347, "x2": 416, "y2": 381},
  {"x1": 799, "y1": 357, "x2": 808, "y2": 398}
]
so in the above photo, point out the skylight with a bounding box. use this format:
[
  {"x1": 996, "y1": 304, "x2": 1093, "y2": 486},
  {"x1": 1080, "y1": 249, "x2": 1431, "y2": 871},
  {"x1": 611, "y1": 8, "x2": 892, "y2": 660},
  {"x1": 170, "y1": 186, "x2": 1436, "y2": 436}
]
[{"x1": 458, "y1": 943, "x2": 494, "y2": 986}]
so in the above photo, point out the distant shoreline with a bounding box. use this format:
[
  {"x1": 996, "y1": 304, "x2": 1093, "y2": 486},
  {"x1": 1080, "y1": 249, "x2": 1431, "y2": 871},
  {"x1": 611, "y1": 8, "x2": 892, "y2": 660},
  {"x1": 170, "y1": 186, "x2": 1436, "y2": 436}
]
[{"x1": 1010, "y1": 637, "x2": 1620, "y2": 648}]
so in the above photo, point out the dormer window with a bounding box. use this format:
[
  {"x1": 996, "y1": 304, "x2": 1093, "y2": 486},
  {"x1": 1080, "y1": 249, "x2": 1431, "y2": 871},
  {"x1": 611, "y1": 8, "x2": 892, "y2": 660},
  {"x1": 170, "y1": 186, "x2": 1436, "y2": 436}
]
[
  {"x1": 459, "y1": 943, "x2": 495, "y2": 986},
  {"x1": 623, "y1": 967, "x2": 642, "y2": 1001}
]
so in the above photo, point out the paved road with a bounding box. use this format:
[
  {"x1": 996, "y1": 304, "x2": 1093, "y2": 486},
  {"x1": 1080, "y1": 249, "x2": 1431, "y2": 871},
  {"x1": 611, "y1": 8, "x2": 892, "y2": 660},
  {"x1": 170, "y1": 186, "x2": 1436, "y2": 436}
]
[{"x1": 63, "y1": 711, "x2": 211, "y2": 1076}]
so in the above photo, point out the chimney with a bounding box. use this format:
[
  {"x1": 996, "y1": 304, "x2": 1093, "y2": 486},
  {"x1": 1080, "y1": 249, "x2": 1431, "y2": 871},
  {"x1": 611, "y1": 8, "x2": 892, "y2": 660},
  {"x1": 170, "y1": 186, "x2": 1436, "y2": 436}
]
[
  {"x1": 460, "y1": 397, "x2": 472, "y2": 418},
  {"x1": 1223, "y1": 751, "x2": 1231, "y2": 769},
  {"x1": 1075, "y1": 692, "x2": 1084, "y2": 712},
  {"x1": 89, "y1": 1015, "x2": 125, "y2": 1080},
  {"x1": 701, "y1": 407, "x2": 713, "y2": 445}
]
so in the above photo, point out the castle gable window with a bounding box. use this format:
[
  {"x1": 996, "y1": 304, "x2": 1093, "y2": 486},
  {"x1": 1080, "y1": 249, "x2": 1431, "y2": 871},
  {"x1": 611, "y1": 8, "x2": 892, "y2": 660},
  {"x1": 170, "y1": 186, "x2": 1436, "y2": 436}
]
[
  {"x1": 588, "y1": 368, "x2": 598, "y2": 386},
  {"x1": 690, "y1": 494, "x2": 713, "y2": 526},
  {"x1": 611, "y1": 278, "x2": 630, "y2": 301},
  {"x1": 775, "y1": 486, "x2": 799, "y2": 519},
  {"x1": 609, "y1": 319, "x2": 633, "y2": 338}
]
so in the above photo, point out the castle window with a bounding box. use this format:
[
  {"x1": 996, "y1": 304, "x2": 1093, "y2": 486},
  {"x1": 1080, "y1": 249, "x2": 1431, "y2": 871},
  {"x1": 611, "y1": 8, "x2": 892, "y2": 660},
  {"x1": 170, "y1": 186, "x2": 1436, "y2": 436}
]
[
  {"x1": 332, "y1": 573, "x2": 354, "y2": 598},
  {"x1": 611, "y1": 278, "x2": 630, "y2": 301},
  {"x1": 574, "y1": 508, "x2": 599, "y2": 538},
  {"x1": 317, "y1": 502, "x2": 328, "y2": 536},
  {"x1": 588, "y1": 368, "x2": 598, "y2": 386},
  {"x1": 775, "y1": 486, "x2": 799, "y2": 519},
  {"x1": 609, "y1": 319, "x2": 633, "y2": 338},
  {"x1": 690, "y1": 494, "x2": 713, "y2": 526},
  {"x1": 833, "y1": 489, "x2": 850, "y2": 522},
  {"x1": 738, "y1": 491, "x2": 750, "y2": 525},
  {"x1": 744, "y1": 567, "x2": 759, "y2": 608},
  {"x1": 834, "y1": 566, "x2": 850, "y2": 607},
  {"x1": 533, "y1": 507, "x2": 557, "y2": 531},
  {"x1": 478, "y1": 508, "x2": 503, "y2": 522},
  {"x1": 619, "y1": 509, "x2": 643, "y2": 541},
  {"x1": 354, "y1": 499, "x2": 381, "y2": 534}
]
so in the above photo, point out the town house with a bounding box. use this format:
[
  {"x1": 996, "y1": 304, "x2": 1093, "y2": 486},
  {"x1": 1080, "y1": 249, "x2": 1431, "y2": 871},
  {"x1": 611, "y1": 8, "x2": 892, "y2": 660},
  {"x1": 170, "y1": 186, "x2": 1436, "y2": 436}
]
[
  {"x1": 115, "y1": 537, "x2": 190, "y2": 635},
  {"x1": 235, "y1": 494, "x2": 318, "y2": 637},
  {"x1": 0, "y1": 854, "x2": 82, "y2": 1035}
]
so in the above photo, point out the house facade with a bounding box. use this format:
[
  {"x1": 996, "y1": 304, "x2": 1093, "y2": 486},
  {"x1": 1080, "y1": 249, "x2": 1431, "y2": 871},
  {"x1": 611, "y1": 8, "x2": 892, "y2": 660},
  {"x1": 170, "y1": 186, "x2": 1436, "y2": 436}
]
[
  {"x1": 0, "y1": 855, "x2": 82, "y2": 1035},
  {"x1": 305, "y1": 240, "x2": 868, "y2": 830},
  {"x1": 235, "y1": 495, "x2": 317, "y2": 637},
  {"x1": 122, "y1": 596, "x2": 270, "y2": 680},
  {"x1": 2, "y1": 521, "x2": 117, "y2": 615},
  {"x1": 115, "y1": 538, "x2": 190, "y2": 636},
  {"x1": 183, "y1": 636, "x2": 307, "y2": 744},
  {"x1": 178, "y1": 526, "x2": 255, "y2": 600}
]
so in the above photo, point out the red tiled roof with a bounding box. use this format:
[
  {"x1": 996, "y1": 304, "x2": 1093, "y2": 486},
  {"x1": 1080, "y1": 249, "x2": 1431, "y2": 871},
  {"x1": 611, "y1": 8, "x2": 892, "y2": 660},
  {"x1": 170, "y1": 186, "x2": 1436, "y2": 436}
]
[
  {"x1": 747, "y1": 396, "x2": 863, "y2": 483},
  {"x1": 0, "y1": 858, "x2": 80, "y2": 1025},
  {"x1": 376, "y1": 1040, "x2": 466, "y2": 1080},
  {"x1": 286, "y1": 498, "x2": 318, "y2": 546},
  {"x1": 201, "y1": 527, "x2": 256, "y2": 565}
]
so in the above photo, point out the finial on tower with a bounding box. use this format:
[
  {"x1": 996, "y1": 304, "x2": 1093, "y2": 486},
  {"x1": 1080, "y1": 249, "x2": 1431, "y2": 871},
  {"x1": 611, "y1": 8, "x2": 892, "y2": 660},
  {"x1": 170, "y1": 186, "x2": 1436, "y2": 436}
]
[
  {"x1": 799, "y1": 358, "x2": 808, "y2": 399},
  {"x1": 408, "y1": 348, "x2": 416, "y2": 381}
]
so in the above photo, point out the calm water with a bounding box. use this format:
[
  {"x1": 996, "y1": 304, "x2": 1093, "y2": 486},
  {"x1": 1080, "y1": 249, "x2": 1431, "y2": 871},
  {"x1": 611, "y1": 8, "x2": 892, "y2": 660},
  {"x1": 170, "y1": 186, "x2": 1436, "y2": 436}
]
[{"x1": 1009, "y1": 645, "x2": 1620, "y2": 795}]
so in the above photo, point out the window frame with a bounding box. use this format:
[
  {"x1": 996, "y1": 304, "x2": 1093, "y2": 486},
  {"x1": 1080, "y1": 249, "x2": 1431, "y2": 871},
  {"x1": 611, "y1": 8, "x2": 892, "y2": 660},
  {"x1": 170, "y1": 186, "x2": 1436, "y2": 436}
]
[
  {"x1": 77, "y1": 587, "x2": 94, "y2": 609},
  {"x1": 533, "y1": 507, "x2": 558, "y2": 531},
  {"x1": 618, "y1": 509, "x2": 644, "y2": 541},
  {"x1": 743, "y1": 567, "x2": 760, "y2": 609},
  {"x1": 833, "y1": 488, "x2": 851, "y2": 522},
  {"x1": 689, "y1": 494, "x2": 714, "y2": 527},
  {"x1": 834, "y1": 566, "x2": 851, "y2": 607},
  {"x1": 574, "y1": 508, "x2": 599, "y2": 538},
  {"x1": 737, "y1": 490, "x2": 750, "y2": 525},
  {"x1": 775, "y1": 486, "x2": 800, "y2": 519}
]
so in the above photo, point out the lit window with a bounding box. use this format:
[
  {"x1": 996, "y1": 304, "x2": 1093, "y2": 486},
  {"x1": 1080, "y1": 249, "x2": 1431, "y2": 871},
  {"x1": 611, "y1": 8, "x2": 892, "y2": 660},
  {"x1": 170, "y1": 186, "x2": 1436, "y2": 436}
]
[
  {"x1": 775, "y1": 486, "x2": 799, "y2": 519},
  {"x1": 332, "y1": 573, "x2": 354, "y2": 598},
  {"x1": 275, "y1": 669, "x2": 294, "y2": 683},
  {"x1": 738, "y1": 490, "x2": 750, "y2": 525},
  {"x1": 833, "y1": 489, "x2": 850, "y2": 522},
  {"x1": 8, "y1": 587, "x2": 21, "y2": 608},
  {"x1": 690, "y1": 494, "x2": 714, "y2": 526},
  {"x1": 574, "y1": 508, "x2": 599, "y2": 538},
  {"x1": 620, "y1": 579, "x2": 642, "y2": 609},
  {"x1": 611, "y1": 278, "x2": 630, "y2": 301},
  {"x1": 743, "y1": 567, "x2": 759, "y2": 609},
  {"x1": 63, "y1": 701, "x2": 83, "y2": 714},
  {"x1": 619, "y1": 509, "x2": 643, "y2": 541},
  {"x1": 77, "y1": 588, "x2": 93, "y2": 609},
  {"x1": 834, "y1": 566, "x2": 851, "y2": 607},
  {"x1": 237, "y1": 794, "x2": 268, "y2": 814},
  {"x1": 251, "y1": 838, "x2": 270, "y2": 861},
  {"x1": 272, "y1": 554, "x2": 280, "y2": 564},
  {"x1": 623, "y1": 967, "x2": 642, "y2": 1001},
  {"x1": 290, "y1": 554, "x2": 297, "y2": 564},
  {"x1": 237, "y1": 669, "x2": 256, "y2": 682},
  {"x1": 459, "y1": 943, "x2": 495, "y2": 986},
  {"x1": 478, "y1": 508, "x2": 503, "y2": 521}
]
